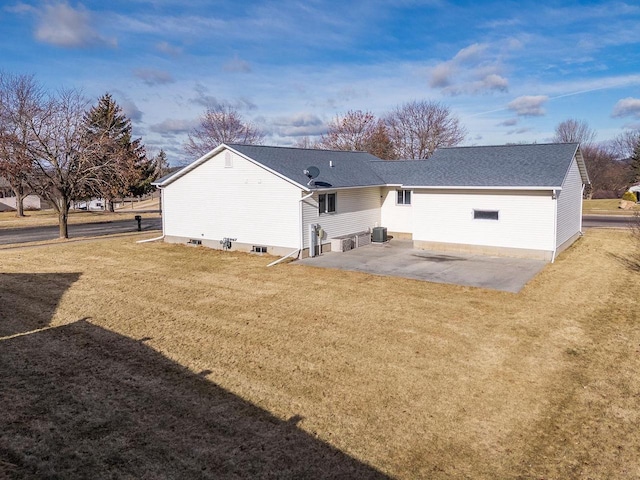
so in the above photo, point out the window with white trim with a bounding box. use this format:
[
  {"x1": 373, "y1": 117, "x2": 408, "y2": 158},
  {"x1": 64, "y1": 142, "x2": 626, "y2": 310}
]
[
  {"x1": 473, "y1": 210, "x2": 499, "y2": 220},
  {"x1": 318, "y1": 193, "x2": 336, "y2": 214},
  {"x1": 396, "y1": 189, "x2": 411, "y2": 205}
]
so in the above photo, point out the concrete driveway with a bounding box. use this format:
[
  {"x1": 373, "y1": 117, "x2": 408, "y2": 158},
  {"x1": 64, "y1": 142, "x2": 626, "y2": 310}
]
[{"x1": 296, "y1": 240, "x2": 547, "y2": 293}]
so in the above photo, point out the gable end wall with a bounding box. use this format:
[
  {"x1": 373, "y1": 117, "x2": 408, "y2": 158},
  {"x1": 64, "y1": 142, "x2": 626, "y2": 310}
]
[
  {"x1": 162, "y1": 149, "x2": 301, "y2": 249},
  {"x1": 556, "y1": 157, "x2": 583, "y2": 249}
]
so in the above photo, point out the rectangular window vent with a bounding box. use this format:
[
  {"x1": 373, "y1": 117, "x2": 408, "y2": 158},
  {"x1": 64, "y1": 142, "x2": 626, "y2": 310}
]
[
  {"x1": 252, "y1": 246, "x2": 267, "y2": 253},
  {"x1": 224, "y1": 152, "x2": 233, "y2": 168},
  {"x1": 187, "y1": 239, "x2": 202, "y2": 245},
  {"x1": 473, "y1": 210, "x2": 499, "y2": 220}
]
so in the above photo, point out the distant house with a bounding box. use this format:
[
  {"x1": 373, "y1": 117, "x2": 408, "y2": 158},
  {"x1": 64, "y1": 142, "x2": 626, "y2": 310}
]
[
  {"x1": 0, "y1": 177, "x2": 41, "y2": 212},
  {"x1": 154, "y1": 143, "x2": 589, "y2": 262}
]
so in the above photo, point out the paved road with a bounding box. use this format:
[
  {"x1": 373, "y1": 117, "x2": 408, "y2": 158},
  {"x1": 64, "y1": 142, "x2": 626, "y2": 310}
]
[
  {"x1": 0, "y1": 217, "x2": 162, "y2": 245},
  {"x1": 582, "y1": 215, "x2": 635, "y2": 229}
]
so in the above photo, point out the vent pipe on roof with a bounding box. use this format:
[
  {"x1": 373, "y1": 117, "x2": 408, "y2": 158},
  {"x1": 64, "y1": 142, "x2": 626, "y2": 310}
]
[{"x1": 329, "y1": 160, "x2": 334, "y2": 168}]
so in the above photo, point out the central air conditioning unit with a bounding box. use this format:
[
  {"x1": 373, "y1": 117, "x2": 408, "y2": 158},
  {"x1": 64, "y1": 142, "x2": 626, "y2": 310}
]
[{"x1": 372, "y1": 227, "x2": 388, "y2": 243}]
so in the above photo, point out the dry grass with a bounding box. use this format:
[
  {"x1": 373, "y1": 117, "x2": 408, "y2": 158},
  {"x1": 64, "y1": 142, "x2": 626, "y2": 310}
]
[
  {"x1": 115, "y1": 197, "x2": 160, "y2": 211},
  {"x1": 0, "y1": 209, "x2": 160, "y2": 229},
  {"x1": 1, "y1": 229, "x2": 639, "y2": 478},
  {"x1": 583, "y1": 198, "x2": 639, "y2": 215}
]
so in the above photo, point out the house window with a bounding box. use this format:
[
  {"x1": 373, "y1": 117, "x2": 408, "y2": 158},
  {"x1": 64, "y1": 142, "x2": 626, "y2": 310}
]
[
  {"x1": 473, "y1": 210, "x2": 499, "y2": 220},
  {"x1": 396, "y1": 190, "x2": 411, "y2": 205},
  {"x1": 318, "y1": 193, "x2": 336, "y2": 214}
]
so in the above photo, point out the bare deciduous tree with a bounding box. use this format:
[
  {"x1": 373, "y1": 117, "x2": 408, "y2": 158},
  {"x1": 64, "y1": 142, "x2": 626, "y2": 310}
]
[
  {"x1": 317, "y1": 110, "x2": 395, "y2": 160},
  {"x1": 292, "y1": 136, "x2": 317, "y2": 149},
  {"x1": 552, "y1": 119, "x2": 597, "y2": 147},
  {"x1": 581, "y1": 144, "x2": 630, "y2": 198},
  {"x1": 184, "y1": 104, "x2": 264, "y2": 157},
  {"x1": 610, "y1": 129, "x2": 640, "y2": 160},
  {"x1": 385, "y1": 100, "x2": 466, "y2": 159},
  {"x1": 23, "y1": 88, "x2": 93, "y2": 238},
  {"x1": 0, "y1": 72, "x2": 39, "y2": 217}
]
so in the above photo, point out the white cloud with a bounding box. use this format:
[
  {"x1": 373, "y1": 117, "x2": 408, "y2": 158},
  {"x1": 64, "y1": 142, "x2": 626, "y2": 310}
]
[
  {"x1": 34, "y1": 2, "x2": 116, "y2": 48},
  {"x1": 507, "y1": 95, "x2": 548, "y2": 116},
  {"x1": 428, "y1": 42, "x2": 509, "y2": 96},
  {"x1": 430, "y1": 63, "x2": 454, "y2": 88},
  {"x1": 155, "y1": 41, "x2": 182, "y2": 56},
  {"x1": 149, "y1": 118, "x2": 198, "y2": 137},
  {"x1": 112, "y1": 91, "x2": 143, "y2": 123},
  {"x1": 133, "y1": 68, "x2": 175, "y2": 86},
  {"x1": 453, "y1": 43, "x2": 488, "y2": 64},
  {"x1": 497, "y1": 118, "x2": 518, "y2": 127},
  {"x1": 268, "y1": 113, "x2": 326, "y2": 137},
  {"x1": 611, "y1": 97, "x2": 640, "y2": 118},
  {"x1": 223, "y1": 55, "x2": 252, "y2": 73}
]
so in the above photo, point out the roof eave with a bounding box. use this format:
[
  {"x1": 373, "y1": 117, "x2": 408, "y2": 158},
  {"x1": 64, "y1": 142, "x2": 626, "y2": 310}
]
[{"x1": 402, "y1": 185, "x2": 561, "y2": 191}]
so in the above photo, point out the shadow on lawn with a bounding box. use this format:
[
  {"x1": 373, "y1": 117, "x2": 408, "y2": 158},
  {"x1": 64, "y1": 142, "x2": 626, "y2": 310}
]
[
  {"x1": 0, "y1": 274, "x2": 388, "y2": 479},
  {"x1": 0, "y1": 273, "x2": 82, "y2": 337}
]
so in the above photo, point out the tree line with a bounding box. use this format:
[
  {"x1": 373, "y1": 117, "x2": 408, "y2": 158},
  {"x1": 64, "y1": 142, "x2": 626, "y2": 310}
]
[
  {"x1": 550, "y1": 119, "x2": 640, "y2": 198},
  {"x1": 185, "y1": 100, "x2": 467, "y2": 161},
  {"x1": 188, "y1": 103, "x2": 640, "y2": 199},
  {"x1": 0, "y1": 73, "x2": 166, "y2": 237}
]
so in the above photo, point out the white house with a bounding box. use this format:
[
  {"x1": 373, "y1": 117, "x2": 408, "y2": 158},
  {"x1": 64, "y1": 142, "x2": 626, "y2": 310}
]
[{"x1": 154, "y1": 143, "x2": 589, "y2": 262}]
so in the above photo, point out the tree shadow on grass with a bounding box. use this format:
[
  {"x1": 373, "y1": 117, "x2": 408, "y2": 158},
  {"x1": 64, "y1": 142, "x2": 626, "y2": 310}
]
[
  {"x1": 608, "y1": 252, "x2": 640, "y2": 273},
  {"x1": 0, "y1": 273, "x2": 82, "y2": 337},
  {"x1": 0, "y1": 275, "x2": 388, "y2": 479}
]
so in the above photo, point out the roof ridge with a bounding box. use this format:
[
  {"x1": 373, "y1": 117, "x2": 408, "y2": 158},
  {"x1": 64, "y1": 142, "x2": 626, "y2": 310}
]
[
  {"x1": 228, "y1": 143, "x2": 371, "y2": 155},
  {"x1": 438, "y1": 142, "x2": 579, "y2": 150}
]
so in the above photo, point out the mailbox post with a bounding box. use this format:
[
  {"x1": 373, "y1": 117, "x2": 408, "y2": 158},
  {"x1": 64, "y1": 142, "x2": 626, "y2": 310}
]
[{"x1": 134, "y1": 215, "x2": 142, "y2": 231}]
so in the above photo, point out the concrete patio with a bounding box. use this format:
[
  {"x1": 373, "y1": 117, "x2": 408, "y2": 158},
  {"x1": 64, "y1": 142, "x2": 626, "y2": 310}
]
[{"x1": 295, "y1": 240, "x2": 547, "y2": 293}]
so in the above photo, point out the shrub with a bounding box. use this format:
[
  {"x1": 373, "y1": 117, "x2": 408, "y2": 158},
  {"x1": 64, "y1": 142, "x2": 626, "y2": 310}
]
[{"x1": 622, "y1": 191, "x2": 637, "y2": 202}]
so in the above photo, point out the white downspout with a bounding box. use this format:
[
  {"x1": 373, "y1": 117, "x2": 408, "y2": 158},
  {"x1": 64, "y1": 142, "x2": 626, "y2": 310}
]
[
  {"x1": 551, "y1": 189, "x2": 558, "y2": 263},
  {"x1": 580, "y1": 184, "x2": 585, "y2": 233},
  {"x1": 299, "y1": 191, "x2": 314, "y2": 253},
  {"x1": 137, "y1": 235, "x2": 165, "y2": 244},
  {"x1": 266, "y1": 248, "x2": 300, "y2": 267},
  {"x1": 137, "y1": 186, "x2": 165, "y2": 244},
  {"x1": 267, "y1": 191, "x2": 313, "y2": 267}
]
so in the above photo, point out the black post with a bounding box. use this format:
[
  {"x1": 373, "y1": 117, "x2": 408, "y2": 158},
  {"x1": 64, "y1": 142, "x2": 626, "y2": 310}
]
[{"x1": 135, "y1": 215, "x2": 142, "y2": 231}]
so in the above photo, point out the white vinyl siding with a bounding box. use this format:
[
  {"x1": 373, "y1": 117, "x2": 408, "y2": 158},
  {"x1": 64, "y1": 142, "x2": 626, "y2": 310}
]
[
  {"x1": 162, "y1": 149, "x2": 301, "y2": 248},
  {"x1": 380, "y1": 187, "x2": 413, "y2": 234},
  {"x1": 412, "y1": 189, "x2": 555, "y2": 252},
  {"x1": 301, "y1": 187, "x2": 381, "y2": 247},
  {"x1": 556, "y1": 158, "x2": 583, "y2": 248}
]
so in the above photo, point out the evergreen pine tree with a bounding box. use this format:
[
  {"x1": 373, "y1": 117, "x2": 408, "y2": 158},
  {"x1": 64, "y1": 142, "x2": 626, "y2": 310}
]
[{"x1": 83, "y1": 93, "x2": 146, "y2": 210}]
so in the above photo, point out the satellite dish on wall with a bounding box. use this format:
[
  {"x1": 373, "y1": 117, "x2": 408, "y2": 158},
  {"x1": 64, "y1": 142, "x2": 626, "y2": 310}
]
[{"x1": 303, "y1": 166, "x2": 320, "y2": 179}]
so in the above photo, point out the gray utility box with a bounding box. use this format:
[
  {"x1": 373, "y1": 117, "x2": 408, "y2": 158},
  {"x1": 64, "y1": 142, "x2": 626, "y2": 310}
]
[{"x1": 372, "y1": 227, "x2": 388, "y2": 243}]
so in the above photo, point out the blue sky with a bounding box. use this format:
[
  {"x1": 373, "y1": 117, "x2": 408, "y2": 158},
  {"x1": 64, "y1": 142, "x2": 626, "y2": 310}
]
[{"x1": 2, "y1": 0, "x2": 640, "y2": 164}]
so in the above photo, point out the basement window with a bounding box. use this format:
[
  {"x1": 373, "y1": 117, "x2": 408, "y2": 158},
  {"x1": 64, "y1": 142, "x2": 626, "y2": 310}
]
[
  {"x1": 187, "y1": 239, "x2": 202, "y2": 245},
  {"x1": 252, "y1": 246, "x2": 267, "y2": 253},
  {"x1": 396, "y1": 189, "x2": 412, "y2": 205},
  {"x1": 473, "y1": 210, "x2": 499, "y2": 220},
  {"x1": 318, "y1": 193, "x2": 336, "y2": 214}
]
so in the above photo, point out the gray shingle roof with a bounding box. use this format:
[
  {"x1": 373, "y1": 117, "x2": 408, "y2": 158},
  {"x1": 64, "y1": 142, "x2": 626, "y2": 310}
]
[
  {"x1": 157, "y1": 143, "x2": 585, "y2": 190},
  {"x1": 228, "y1": 144, "x2": 386, "y2": 189},
  {"x1": 371, "y1": 143, "x2": 582, "y2": 188}
]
